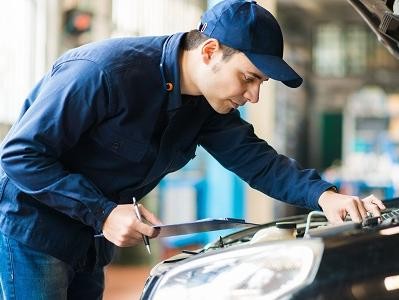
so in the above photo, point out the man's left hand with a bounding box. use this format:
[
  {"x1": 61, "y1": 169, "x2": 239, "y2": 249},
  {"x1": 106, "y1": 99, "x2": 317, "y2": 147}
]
[{"x1": 318, "y1": 191, "x2": 386, "y2": 224}]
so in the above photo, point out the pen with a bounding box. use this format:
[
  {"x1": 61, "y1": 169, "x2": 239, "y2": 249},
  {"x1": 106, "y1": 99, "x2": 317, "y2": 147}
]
[{"x1": 133, "y1": 197, "x2": 151, "y2": 254}]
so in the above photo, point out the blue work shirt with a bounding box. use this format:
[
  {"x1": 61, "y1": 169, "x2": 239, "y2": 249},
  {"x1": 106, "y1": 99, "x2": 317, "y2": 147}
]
[{"x1": 0, "y1": 33, "x2": 333, "y2": 266}]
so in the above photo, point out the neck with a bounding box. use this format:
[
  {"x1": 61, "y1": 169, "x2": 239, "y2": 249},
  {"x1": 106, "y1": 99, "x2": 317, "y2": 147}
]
[{"x1": 180, "y1": 49, "x2": 201, "y2": 96}]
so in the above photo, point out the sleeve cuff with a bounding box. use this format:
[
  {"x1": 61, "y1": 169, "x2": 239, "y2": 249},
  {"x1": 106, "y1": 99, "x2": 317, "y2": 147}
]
[
  {"x1": 310, "y1": 182, "x2": 338, "y2": 211},
  {"x1": 91, "y1": 199, "x2": 118, "y2": 232}
]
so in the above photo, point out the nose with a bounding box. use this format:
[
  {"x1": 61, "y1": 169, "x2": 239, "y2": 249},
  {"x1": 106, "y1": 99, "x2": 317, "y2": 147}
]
[{"x1": 243, "y1": 83, "x2": 260, "y2": 103}]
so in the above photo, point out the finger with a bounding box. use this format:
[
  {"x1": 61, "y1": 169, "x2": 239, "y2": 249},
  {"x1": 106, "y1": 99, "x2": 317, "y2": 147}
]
[
  {"x1": 346, "y1": 201, "x2": 362, "y2": 223},
  {"x1": 134, "y1": 220, "x2": 158, "y2": 238},
  {"x1": 145, "y1": 227, "x2": 161, "y2": 239},
  {"x1": 355, "y1": 198, "x2": 368, "y2": 220},
  {"x1": 121, "y1": 233, "x2": 145, "y2": 247},
  {"x1": 362, "y1": 195, "x2": 385, "y2": 216},
  {"x1": 365, "y1": 203, "x2": 383, "y2": 217},
  {"x1": 368, "y1": 205, "x2": 382, "y2": 217},
  {"x1": 138, "y1": 204, "x2": 163, "y2": 225},
  {"x1": 106, "y1": 231, "x2": 143, "y2": 247},
  {"x1": 363, "y1": 194, "x2": 386, "y2": 210},
  {"x1": 372, "y1": 198, "x2": 386, "y2": 210},
  {"x1": 325, "y1": 212, "x2": 345, "y2": 225},
  {"x1": 152, "y1": 227, "x2": 161, "y2": 238}
]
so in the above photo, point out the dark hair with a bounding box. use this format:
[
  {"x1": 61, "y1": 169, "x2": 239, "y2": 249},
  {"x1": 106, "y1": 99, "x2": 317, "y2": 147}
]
[{"x1": 181, "y1": 29, "x2": 239, "y2": 61}]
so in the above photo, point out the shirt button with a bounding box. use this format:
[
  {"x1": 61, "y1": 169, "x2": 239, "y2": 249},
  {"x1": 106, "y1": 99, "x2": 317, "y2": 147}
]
[{"x1": 112, "y1": 141, "x2": 120, "y2": 150}]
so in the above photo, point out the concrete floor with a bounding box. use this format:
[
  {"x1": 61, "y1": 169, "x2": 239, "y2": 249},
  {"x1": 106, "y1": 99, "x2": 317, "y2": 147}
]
[{"x1": 104, "y1": 265, "x2": 151, "y2": 300}]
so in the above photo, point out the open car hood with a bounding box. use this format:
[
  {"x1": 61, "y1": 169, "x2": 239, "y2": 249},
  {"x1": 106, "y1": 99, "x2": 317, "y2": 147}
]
[{"x1": 348, "y1": 0, "x2": 399, "y2": 59}]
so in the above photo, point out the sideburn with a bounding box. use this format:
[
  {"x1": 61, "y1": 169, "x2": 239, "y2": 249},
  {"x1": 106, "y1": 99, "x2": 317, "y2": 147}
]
[{"x1": 212, "y1": 63, "x2": 221, "y2": 73}]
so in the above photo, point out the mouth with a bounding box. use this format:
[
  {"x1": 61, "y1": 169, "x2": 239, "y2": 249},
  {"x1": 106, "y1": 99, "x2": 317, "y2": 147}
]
[
  {"x1": 230, "y1": 101, "x2": 239, "y2": 109},
  {"x1": 230, "y1": 100, "x2": 242, "y2": 109}
]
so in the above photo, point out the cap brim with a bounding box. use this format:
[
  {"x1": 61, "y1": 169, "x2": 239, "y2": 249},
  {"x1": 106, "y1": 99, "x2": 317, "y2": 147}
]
[{"x1": 244, "y1": 52, "x2": 303, "y2": 88}]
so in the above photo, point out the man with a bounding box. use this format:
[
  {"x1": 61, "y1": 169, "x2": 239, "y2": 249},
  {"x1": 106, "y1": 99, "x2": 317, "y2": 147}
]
[{"x1": 0, "y1": 0, "x2": 385, "y2": 298}]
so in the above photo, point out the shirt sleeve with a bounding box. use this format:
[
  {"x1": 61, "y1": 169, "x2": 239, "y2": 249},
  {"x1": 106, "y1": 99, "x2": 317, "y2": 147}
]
[
  {"x1": 0, "y1": 59, "x2": 117, "y2": 231},
  {"x1": 199, "y1": 111, "x2": 334, "y2": 210}
]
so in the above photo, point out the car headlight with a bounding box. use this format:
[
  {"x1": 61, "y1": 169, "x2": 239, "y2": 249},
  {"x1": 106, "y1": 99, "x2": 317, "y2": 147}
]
[{"x1": 150, "y1": 239, "x2": 324, "y2": 300}]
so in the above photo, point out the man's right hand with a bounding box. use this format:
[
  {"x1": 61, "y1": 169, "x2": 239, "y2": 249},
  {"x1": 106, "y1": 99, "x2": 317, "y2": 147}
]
[{"x1": 101, "y1": 204, "x2": 162, "y2": 247}]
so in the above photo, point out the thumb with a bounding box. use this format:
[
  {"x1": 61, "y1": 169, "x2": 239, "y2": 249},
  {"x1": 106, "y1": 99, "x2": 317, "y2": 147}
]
[{"x1": 138, "y1": 204, "x2": 163, "y2": 225}]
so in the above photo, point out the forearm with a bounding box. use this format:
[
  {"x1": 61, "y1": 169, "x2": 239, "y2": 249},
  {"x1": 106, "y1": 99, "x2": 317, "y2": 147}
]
[
  {"x1": 200, "y1": 114, "x2": 334, "y2": 209},
  {"x1": 1, "y1": 153, "x2": 117, "y2": 231}
]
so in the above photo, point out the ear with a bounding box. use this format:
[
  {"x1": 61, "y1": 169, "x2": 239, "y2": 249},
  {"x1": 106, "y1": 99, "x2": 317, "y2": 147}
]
[{"x1": 200, "y1": 39, "x2": 221, "y2": 64}]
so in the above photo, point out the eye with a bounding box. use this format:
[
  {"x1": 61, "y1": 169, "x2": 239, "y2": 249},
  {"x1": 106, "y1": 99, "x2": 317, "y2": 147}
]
[{"x1": 243, "y1": 75, "x2": 255, "y2": 83}]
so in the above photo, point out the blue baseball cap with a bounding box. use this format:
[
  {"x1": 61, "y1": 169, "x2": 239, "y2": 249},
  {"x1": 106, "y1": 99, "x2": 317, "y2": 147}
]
[{"x1": 198, "y1": 0, "x2": 303, "y2": 88}]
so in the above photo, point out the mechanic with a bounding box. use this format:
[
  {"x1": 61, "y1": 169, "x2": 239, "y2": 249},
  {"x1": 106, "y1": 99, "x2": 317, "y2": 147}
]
[{"x1": 0, "y1": 0, "x2": 386, "y2": 298}]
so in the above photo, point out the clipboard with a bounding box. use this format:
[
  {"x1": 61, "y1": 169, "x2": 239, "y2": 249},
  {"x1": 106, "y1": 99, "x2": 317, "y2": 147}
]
[{"x1": 153, "y1": 218, "x2": 259, "y2": 237}]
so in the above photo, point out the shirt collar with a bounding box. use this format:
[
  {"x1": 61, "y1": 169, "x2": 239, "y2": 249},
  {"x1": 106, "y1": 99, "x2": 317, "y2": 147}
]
[{"x1": 160, "y1": 32, "x2": 186, "y2": 111}]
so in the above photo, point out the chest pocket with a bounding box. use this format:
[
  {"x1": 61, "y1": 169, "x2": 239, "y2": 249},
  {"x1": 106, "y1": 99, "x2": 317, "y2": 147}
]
[
  {"x1": 167, "y1": 144, "x2": 197, "y2": 173},
  {"x1": 90, "y1": 125, "x2": 148, "y2": 163}
]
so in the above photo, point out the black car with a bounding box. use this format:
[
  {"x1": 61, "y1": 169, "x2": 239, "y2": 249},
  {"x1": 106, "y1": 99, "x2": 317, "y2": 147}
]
[
  {"x1": 141, "y1": 1, "x2": 399, "y2": 299},
  {"x1": 140, "y1": 199, "x2": 399, "y2": 299}
]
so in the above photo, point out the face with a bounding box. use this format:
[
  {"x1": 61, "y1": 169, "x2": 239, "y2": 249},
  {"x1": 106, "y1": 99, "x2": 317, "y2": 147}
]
[{"x1": 197, "y1": 44, "x2": 269, "y2": 114}]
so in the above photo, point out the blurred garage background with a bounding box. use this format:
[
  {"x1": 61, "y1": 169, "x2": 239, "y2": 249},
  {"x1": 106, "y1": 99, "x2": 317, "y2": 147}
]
[{"x1": 0, "y1": 0, "x2": 398, "y2": 298}]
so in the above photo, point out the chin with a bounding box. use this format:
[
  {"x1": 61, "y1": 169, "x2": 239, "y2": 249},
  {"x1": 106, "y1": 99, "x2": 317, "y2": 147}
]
[
  {"x1": 215, "y1": 107, "x2": 233, "y2": 114},
  {"x1": 207, "y1": 103, "x2": 229, "y2": 114},
  {"x1": 205, "y1": 97, "x2": 233, "y2": 114}
]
